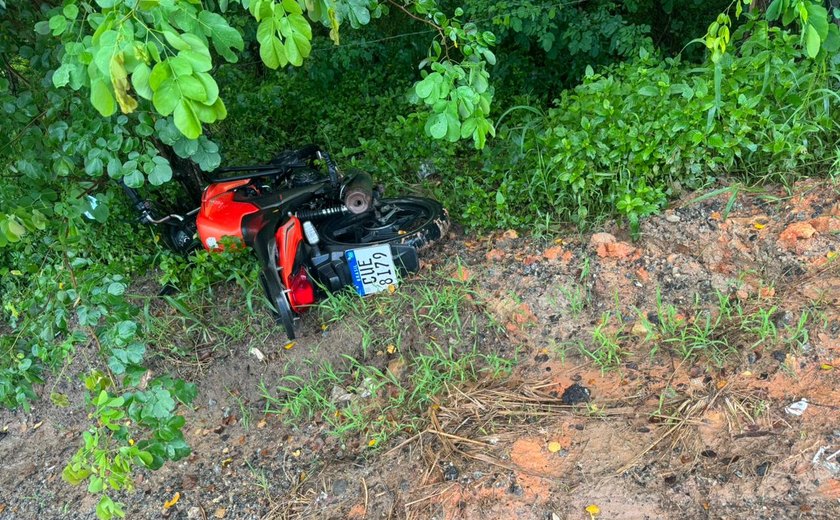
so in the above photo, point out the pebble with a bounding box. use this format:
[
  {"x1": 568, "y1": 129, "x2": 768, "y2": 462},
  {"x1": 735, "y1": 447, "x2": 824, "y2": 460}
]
[
  {"x1": 665, "y1": 214, "x2": 681, "y2": 223},
  {"x1": 332, "y1": 479, "x2": 348, "y2": 496}
]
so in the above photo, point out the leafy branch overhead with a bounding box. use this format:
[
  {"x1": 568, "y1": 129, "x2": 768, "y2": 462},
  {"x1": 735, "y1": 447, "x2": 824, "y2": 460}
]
[{"x1": 45, "y1": 0, "x2": 498, "y2": 148}]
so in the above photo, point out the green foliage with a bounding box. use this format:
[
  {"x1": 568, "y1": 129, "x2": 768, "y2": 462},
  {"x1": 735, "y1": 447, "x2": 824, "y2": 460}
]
[{"x1": 440, "y1": 9, "x2": 840, "y2": 232}]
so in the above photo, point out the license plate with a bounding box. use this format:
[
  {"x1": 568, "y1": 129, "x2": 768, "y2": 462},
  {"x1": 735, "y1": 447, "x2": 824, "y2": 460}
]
[{"x1": 345, "y1": 245, "x2": 399, "y2": 296}]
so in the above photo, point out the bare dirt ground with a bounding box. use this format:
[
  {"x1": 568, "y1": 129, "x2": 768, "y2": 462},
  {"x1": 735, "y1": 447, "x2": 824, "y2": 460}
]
[{"x1": 1, "y1": 179, "x2": 839, "y2": 520}]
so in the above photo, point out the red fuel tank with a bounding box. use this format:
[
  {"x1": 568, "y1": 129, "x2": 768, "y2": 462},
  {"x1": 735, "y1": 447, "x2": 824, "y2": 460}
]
[{"x1": 195, "y1": 179, "x2": 258, "y2": 250}]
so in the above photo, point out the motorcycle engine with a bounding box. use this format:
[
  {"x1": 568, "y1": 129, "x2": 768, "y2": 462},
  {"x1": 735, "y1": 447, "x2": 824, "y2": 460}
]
[{"x1": 290, "y1": 167, "x2": 321, "y2": 187}]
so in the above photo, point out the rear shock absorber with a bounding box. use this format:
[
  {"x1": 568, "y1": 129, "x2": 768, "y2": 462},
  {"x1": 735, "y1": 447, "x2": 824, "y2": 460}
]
[{"x1": 293, "y1": 206, "x2": 348, "y2": 220}]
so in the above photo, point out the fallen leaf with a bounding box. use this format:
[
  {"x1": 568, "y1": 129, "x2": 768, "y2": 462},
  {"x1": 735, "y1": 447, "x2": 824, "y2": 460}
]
[
  {"x1": 163, "y1": 492, "x2": 180, "y2": 509},
  {"x1": 716, "y1": 379, "x2": 728, "y2": 390},
  {"x1": 502, "y1": 229, "x2": 519, "y2": 239},
  {"x1": 221, "y1": 457, "x2": 233, "y2": 467},
  {"x1": 257, "y1": 418, "x2": 267, "y2": 429},
  {"x1": 387, "y1": 284, "x2": 396, "y2": 294},
  {"x1": 248, "y1": 347, "x2": 265, "y2": 362},
  {"x1": 547, "y1": 441, "x2": 563, "y2": 453},
  {"x1": 283, "y1": 341, "x2": 296, "y2": 350},
  {"x1": 368, "y1": 439, "x2": 378, "y2": 447},
  {"x1": 214, "y1": 508, "x2": 226, "y2": 519},
  {"x1": 32, "y1": 421, "x2": 43, "y2": 430},
  {"x1": 586, "y1": 504, "x2": 600, "y2": 518},
  {"x1": 820, "y1": 364, "x2": 834, "y2": 371},
  {"x1": 292, "y1": 449, "x2": 301, "y2": 457},
  {"x1": 753, "y1": 222, "x2": 765, "y2": 230}
]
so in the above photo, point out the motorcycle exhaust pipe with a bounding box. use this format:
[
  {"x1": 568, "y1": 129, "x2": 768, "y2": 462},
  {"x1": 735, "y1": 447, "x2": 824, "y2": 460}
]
[{"x1": 342, "y1": 170, "x2": 373, "y2": 214}]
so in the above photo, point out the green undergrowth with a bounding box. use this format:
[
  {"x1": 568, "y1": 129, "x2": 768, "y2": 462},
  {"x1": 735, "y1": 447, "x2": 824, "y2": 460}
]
[
  {"x1": 572, "y1": 284, "x2": 828, "y2": 372},
  {"x1": 259, "y1": 275, "x2": 516, "y2": 448}
]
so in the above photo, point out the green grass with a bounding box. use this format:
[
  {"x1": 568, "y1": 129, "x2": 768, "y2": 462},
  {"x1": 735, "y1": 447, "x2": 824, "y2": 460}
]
[
  {"x1": 582, "y1": 286, "x2": 818, "y2": 371},
  {"x1": 258, "y1": 269, "x2": 515, "y2": 448}
]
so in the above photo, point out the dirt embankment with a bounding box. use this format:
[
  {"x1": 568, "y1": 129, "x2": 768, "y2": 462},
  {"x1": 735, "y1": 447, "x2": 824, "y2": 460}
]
[{"x1": 1, "y1": 180, "x2": 839, "y2": 519}]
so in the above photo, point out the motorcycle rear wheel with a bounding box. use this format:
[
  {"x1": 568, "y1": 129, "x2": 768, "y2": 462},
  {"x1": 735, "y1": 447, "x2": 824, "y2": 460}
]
[{"x1": 318, "y1": 197, "x2": 449, "y2": 251}]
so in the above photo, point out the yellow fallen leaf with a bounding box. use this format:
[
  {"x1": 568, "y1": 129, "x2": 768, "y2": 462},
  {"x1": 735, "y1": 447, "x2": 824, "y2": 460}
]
[
  {"x1": 388, "y1": 284, "x2": 396, "y2": 294},
  {"x1": 163, "y1": 492, "x2": 180, "y2": 509},
  {"x1": 547, "y1": 441, "x2": 563, "y2": 453},
  {"x1": 32, "y1": 421, "x2": 43, "y2": 430},
  {"x1": 820, "y1": 364, "x2": 834, "y2": 371},
  {"x1": 386, "y1": 344, "x2": 397, "y2": 354},
  {"x1": 828, "y1": 251, "x2": 838, "y2": 261},
  {"x1": 321, "y1": 323, "x2": 328, "y2": 331},
  {"x1": 257, "y1": 419, "x2": 267, "y2": 429},
  {"x1": 292, "y1": 449, "x2": 301, "y2": 457},
  {"x1": 221, "y1": 457, "x2": 233, "y2": 467},
  {"x1": 753, "y1": 222, "x2": 765, "y2": 230},
  {"x1": 716, "y1": 379, "x2": 728, "y2": 390},
  {"x1": 283, "y1": 341, "x2": 295, "y2": 350},
  {"x1": 586, "y1": 504, "x2": 600, "y2": 518},
  {"x1": 368, "y1": 439, "x2": 378, "y2": 447}
]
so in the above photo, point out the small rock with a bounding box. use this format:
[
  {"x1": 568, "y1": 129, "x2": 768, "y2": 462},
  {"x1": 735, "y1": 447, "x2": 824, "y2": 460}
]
[
  {"x1": 665, "y1": 213, "x2": 681, "y2": 223},
  {"x1": 756, "y1": 462, "x2": 770, "y2": 477},
  {"x1": 508, "y1": 482, "x2": 524, "y2": 496},
  {"x1": 187, "y1": 507, "x2": 202, "y2": 520},
  {"x1": 443, "y1": 464, "x2": 459, "y2": 481},
  {"x1": 597, "y1": 241, "x2": 636, "y2": 259},
  {"x1": 332, "y1": 479, "x2": 348, "y2": 496},
  {"x1": 589, "y1": 232, "x2": 616, "y2": 247},
  {"x1": 771, "y1": 350, "x2": 787, "y2": 362},
  {"x1": 485, "y1": 248, "x2": 506, "y2": 262},
  {"x1": 561, "y1": 383, "x2": 591, "y2": 405},
  {"x1": 779, "y1": 221, "x2": 817, "y2": 244}
]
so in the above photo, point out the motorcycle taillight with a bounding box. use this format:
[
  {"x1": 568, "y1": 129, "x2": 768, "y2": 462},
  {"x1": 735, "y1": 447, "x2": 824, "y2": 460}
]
[{"x1": 288, "y1": 269, "x2": 315, "y2": 311}]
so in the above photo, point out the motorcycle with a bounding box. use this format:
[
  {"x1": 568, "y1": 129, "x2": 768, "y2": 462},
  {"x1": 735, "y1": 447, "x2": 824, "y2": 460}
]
[{"x1": 122, "y1": 144, "x2": 449, "y2": 339}]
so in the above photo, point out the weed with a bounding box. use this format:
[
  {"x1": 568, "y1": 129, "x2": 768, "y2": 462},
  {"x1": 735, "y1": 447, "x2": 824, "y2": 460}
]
[{"x1": 581, "y1": 313, "x2": 626, "y2": 370}]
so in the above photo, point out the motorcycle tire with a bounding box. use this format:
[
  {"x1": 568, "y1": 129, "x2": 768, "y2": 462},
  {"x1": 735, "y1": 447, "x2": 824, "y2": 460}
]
[{"x1": 318, "y1": 197, "x2": 449, "y2": 251}]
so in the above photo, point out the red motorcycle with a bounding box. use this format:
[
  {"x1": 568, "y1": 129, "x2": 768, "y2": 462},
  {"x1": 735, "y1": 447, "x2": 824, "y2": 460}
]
[{"x1": 123, "y1": 145, "x2": 449, "y2": 339}]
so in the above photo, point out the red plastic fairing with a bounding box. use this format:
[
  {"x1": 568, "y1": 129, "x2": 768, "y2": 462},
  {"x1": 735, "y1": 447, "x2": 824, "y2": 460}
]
[
  {"x1": 196, "y1": 179, "x2": 258, "y2": 250},
  {"x1": 275, "y1": 217, "x2": 315, "y2": 312}
]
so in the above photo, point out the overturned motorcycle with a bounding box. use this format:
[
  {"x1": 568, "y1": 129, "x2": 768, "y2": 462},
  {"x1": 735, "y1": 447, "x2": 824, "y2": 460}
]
[{"x1": 122, "y1": 144, "x2": 449, "y2": 339}]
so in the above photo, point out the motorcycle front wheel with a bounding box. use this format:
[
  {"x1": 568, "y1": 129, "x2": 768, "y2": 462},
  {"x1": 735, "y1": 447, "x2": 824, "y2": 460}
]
[{"x1": 318, "y1": 197, "x2": 449, "y2": 251}]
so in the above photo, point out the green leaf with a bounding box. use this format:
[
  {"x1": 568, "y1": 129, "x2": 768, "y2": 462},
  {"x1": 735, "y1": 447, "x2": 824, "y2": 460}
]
[
  {"x1": 805, "y1": 24, "x2": 821, "y2": 58},
  {"x1": 260, "y1": 36, "x2": 287, "y2": 69},
  {"x1": 176, "y1": 75, "x2": 207, "y2": 102},
  {"x1": 149, "y1": 62, "x2": 170, "y2": 91},
  {"x1": 53, "y1": 64, "x2": 71, "y2": 88},
  {"x1": 174, "y1": 99, "x2": 202, "y2": 139},
  {"x1": 63, "y1": 4, "x2": 79, "y2": 19},
  {"x1": 766, "y1": 0, "x2": 782, "y2": 21},
  {"x1": 805, "y1": 3, "x2": 829, "y2": 39},
  {"x1": 49, "y1": 15, "x2": 68, "y2": 36},
  {"x1": 152, "y1": 79, "x2": 179, "y2": 116},
  {"x1": 428, "y1": 113, "x2": 447, "y2": 139},
  {"x1": 123, "y1": 169, "x2": 144, "y2": 188},
  {"x1": 199, "y1": 11, "x2": 245, "y2": 62},
  {"x1": 638, "y1": 85, "x2": 659, "y2": 96},
  {"x1": 415, "y1": 73, "x2": 440, "y2": 99},
  {"x1": 195, "y1": 72, "x2": 219, "y2": 105},
  {"x1": 131, "y1": 64, "x2": 153, "y2": 100},
  {"x1": 148, "y1": 157, "x2": 173, "y2": 185},
  {"x1": 90, "y1": 79, "x2": 117, "y2": 117},
  {"x1": 164, "y1": 31, "x2": 190, "y2": 51}
]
